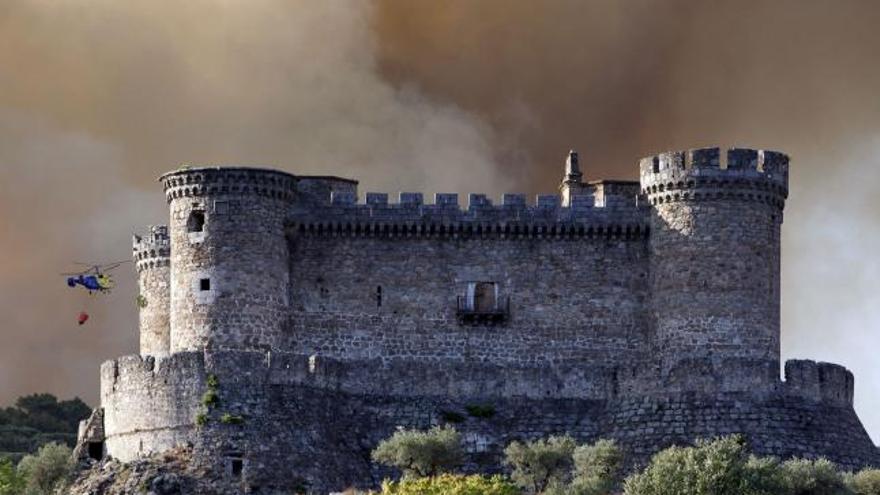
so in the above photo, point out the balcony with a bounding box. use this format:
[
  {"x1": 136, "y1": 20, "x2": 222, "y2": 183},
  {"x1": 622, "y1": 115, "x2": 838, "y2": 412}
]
[{"x1": 456, "y1": 295, "x2": 510, "y2": 324}]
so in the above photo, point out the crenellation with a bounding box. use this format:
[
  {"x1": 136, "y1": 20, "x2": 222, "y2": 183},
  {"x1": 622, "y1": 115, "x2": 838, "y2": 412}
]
[
  {"x1": 536, "y1": 194, "x2": 560, "y2": 208},
  {"x1": 727, "y1": 147, "x2": 759, "y2": 170},
  {"x1": 365, "y1": 192, "x2": 388, "y2": 205},
  {"x1": 434, "y1": 192, "x2": 459, "y2": 207},
  {"x1": 785, "y1": 359, "x2": 855, "y2": 407},
  {"x1": 399, "y1": 192, "x2": 423, "y2": 205},
  {"x1": 92, "y1": 147, "x2": 878, "y2": 493},
  {"x1": 501, "y1": 193, "x2": 526, "y2": 207},
  {"x1": 468, "y1": 193, "x2": 492, "y2": 209}
]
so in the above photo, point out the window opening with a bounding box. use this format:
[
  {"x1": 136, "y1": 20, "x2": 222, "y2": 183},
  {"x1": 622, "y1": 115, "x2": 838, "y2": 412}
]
[
  {"x1": 231, "y1": 459, "x2": 243, "y2": 477},
  {"x1": 88, "y1": 442, "x2": 103, "y2": 460},
  {"x1": 200, "y1": 278, "x2": 211, "y2": 291},
  {"x1": 376, "y1": 286, "x2": 382, "y2": 307},
  {"x1": 474, "y1": 282, "x2": 497, "y2": 312},
  {"x1": 187, "y1": 210, "x2": 205, "y2": 233}
]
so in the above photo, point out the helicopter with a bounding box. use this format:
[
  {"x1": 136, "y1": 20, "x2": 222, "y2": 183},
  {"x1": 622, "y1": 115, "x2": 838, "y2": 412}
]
[{"x1": 62, "y1": 261, "x2": 130, "y2": 294}]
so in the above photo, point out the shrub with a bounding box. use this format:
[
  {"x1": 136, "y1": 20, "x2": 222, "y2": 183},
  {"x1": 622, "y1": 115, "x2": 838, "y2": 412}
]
[
  {"x1": 624, "y1": 435, "x2": 784, "y2": 495},
  {"x1": 206, "y1": 374, "x2": 219, "y2": 389},
  {"x1": 372, "y1": 426, "x2": 463, "y2": 478},
  {"x1": 200, "y1": 389, "x2": 219, "y2": 408},
  {"x1": 780, "y1": 458, "x2": 851, "y2": 495},
  {"x1": 504, "y1": 435, "x2": 576, "y2": 494},
  {"x1": 0, "y1": 457, "x2": 24, "y2": 495},
  {"x1": 440, "y1": 410, "x2": 466, "y2": 424},
  {"x1": 219, "y1": 413, "x2": 245, "y2": 425},
  {"x1": 380, "y1": 474, "x2": 520, "y2": 495},
  {"x1": 465, "y1": 404, "x2": 496, "y2": 419},
  {"x1": 849, "y1": 468, "x2": 880, "y2": 495},
  {"x1": 16, "y1": 442, "x2": 73, "y2": 495},
  {"x1": 568, "y1": 439, "x2": 623, "y2": 495},
  {"x1": 195, "y1": 412, "x2": 209, "y2": 427}
]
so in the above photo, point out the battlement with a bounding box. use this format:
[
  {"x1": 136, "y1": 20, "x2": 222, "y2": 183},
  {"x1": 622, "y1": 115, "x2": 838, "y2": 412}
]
[
  {"x1": 784, "y1": 359, "x2": 854, "y2": 407},
  {"x1": 159, "y1": 166, "x2": 298, "y2": 203},
  {"x1": 292, "y1": 188, "x2": 648, "y2": 240},
  {"x1": 132, "y1": 225, "x2": 170, "y2": 271},
  {"x1": 639, "y1": 147, "x2": 789, "y2": 207}
]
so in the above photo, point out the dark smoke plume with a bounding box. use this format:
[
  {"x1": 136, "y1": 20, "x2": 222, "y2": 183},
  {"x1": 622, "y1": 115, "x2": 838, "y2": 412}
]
[{"x1": 1, "y1": 0, "x2": 879, "y2": 440}]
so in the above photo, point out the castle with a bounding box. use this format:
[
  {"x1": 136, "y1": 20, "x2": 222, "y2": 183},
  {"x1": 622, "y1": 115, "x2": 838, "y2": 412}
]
[{"x1": 77, "y1": 147, "x2": 879, "y2": 493}]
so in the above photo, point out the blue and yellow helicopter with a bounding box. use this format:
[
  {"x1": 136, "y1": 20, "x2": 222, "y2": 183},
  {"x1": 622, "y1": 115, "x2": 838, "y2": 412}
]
[{"x1": 62, "y1": 261, "x2": 129, "y2": 294}]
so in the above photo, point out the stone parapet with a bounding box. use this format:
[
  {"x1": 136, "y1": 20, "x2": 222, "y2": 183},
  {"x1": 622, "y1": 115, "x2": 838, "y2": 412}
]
[
  {"x1": 784, "y1": 359, "x2": 855, "y2": 407},
  {"x1": 159, "y1": 166, "x2": 298, "y2": 203},
  {"x1": 132, "y1": 225, "x2": 170, "y2": 271},
  {"x1": 290, "y1": 192, "x2": 648, "y2": 240},
  {"x1": 639, "y1": 147, "x2": 789, "y2": 208}
]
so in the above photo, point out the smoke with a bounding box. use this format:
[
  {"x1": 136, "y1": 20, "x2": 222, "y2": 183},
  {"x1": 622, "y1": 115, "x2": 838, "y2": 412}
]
[
  {"x1": 373, "y1": 0, "x2": 880, "y2": 441},
  {"x1": 1, "y1": 0, "x2": 879, "y2": 442},
  {"x1": 0, "y1": 0, "x2": 504, "y2": 407}
]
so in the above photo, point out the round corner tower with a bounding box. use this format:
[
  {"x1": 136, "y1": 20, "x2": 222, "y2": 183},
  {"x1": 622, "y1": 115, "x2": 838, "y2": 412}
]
[
  {"x1": 640, "y1": 147, "x2": 789, "y2": 393},
  {"x1": 133, "y1": 225, "x2": 171, "y2": 357},
  {"x1": 160, "y1": 167, "x2": 297, "y2": 353}
]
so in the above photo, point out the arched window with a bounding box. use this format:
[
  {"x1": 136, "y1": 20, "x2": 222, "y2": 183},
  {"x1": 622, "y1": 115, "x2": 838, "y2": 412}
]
[{"x1": 187, "y1": 210, "x2": 205, "y2": 233}]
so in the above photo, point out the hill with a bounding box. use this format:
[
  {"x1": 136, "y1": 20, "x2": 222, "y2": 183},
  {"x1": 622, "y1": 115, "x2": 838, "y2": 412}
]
[{"x1": 0, "y1": 393, "x2": 91, "y2": 463}]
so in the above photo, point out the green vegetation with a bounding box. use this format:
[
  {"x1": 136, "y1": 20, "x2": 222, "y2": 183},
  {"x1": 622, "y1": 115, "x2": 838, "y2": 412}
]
[
  {"x1": 569, "y1": 439, "x2": 624, "y2": 495},
  {"x1": 194, "y1": 412, "x2": 209, "y2": 427},
  {"x1": 504, "y1": 436, "x2": 576, "y2": 494},
  {"x1": 439, "y1": 410, "x2": 466, "y2": 424},
  {"x1": 371, "y1": 426, "x2": 463, "y2": 478},
  {"x1": 0, "y1": 394, "x2": 90, "y2": 463},
  {"x1": 16, "y1": 442, "x2": 73, "y2": 495},
  {"x1": 848, "y1": 468, "x2": 880, "y2": 495},
  {"x1": 778, "y1": 458, "x2": 850, "y2": 495},
  {"x1": 200, "y1": 389, "x2": 219, "y2": 408},
  {"x1": 465, "y1": 403, "x2": 496, "y2": 419},
  {"x1": 219, "y1": 413, "x2": 245, "y2": 425},
  {"x1": 0, "y1": 458, "x2": 24, "y2": 495},
  {"x1": 379, "y1": 474, "x2": 519, "y2": 495},
  {"x1": 623, "y1": 435, "x2": 784, "y2": 495},
  {"x1": 135, "y1": 294, "x2": 148, "y2": 308},
  {"x1": 195, "y1": 374, "x2": 221, "y2": 426},
  {"x1": 369, "y1": 429, "x2": 880, "y2": 495}
]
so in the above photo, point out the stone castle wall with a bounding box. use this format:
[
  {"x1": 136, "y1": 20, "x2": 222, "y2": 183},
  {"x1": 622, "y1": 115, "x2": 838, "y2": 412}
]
[
  {"x1": 100, "y1": 353, "x2": 206, "y2": 461},
  {"x1": 285, "y1": 233, "x2": 649, "y2": 368},
  {"x1": 98, "y1": 350, "x2": 876, "y2": 493},
  {"x1": 89, "y1": 147, "x2": 880, "y2": 493}
]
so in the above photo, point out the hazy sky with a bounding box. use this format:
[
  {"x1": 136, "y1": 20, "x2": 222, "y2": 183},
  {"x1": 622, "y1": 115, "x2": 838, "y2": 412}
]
[{"x1": 1, "y1": 1, "x2": 878, "y2": 441}]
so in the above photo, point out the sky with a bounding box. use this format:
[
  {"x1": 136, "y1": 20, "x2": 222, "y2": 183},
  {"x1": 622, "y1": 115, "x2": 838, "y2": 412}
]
[{"x1": 0, "y1": 0, "x2": 878, "y2": 441}]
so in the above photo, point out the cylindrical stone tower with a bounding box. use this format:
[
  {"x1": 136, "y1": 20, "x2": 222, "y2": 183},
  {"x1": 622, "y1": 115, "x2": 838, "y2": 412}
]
[
  {"x1": 160, "y1": 167, "x2": 297, "y2": 353},
  {"x1": 640, "y1": 147, "x2": 789, "y2": 393},
  {"x1": 133, "y1": 225, "x2": 171, "y2": 357}
]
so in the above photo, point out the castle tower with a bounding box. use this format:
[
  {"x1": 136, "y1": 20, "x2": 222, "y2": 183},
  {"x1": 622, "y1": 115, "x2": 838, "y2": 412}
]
[
  {"x1": 160, "y1": 167, "x2": 297, "y2": 353},
  {"x1": 640, "y1": 147, "x2": 789, "y2": 393},
  {"x1": 132, "y1": 225, "x2": 171, "y2": 357}
]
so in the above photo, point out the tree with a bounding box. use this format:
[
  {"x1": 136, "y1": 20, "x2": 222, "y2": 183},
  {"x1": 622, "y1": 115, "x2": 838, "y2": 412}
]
[
  {"x1": 848, "y1": 468, "x2": 880, "y2": 495},
  {"x1": 0, "y1": 458, "x2": 24, "y2": 495},
  {"x1": 623, "y1": 435, "x2": 785, "y2": 495},
  {"x1": 371, "y1": 426, "x2": 463, "y2": 478},
  {"x1": 504, "y1": 435, "x2": 576, "y2": 494},
  {"x1": 568, "y1": 439, "x2": 623, "y2": 495},
  {"x1": 779, "y1": 458, "x2": 852, "y2": 495},
  {"x1": 16, "y1": 442, "x2": 73, "y2": 495}
]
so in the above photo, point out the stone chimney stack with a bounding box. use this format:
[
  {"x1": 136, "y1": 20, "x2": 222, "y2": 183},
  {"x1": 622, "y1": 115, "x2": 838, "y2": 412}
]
[{"x1": 560, "y1": 150, "x2": 584, "y2": 206}]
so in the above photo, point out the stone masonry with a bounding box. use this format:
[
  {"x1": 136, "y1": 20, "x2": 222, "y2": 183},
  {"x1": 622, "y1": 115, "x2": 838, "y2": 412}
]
[{"x1": 79, "y1": 148, "x2": 879, "y2": 493}]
